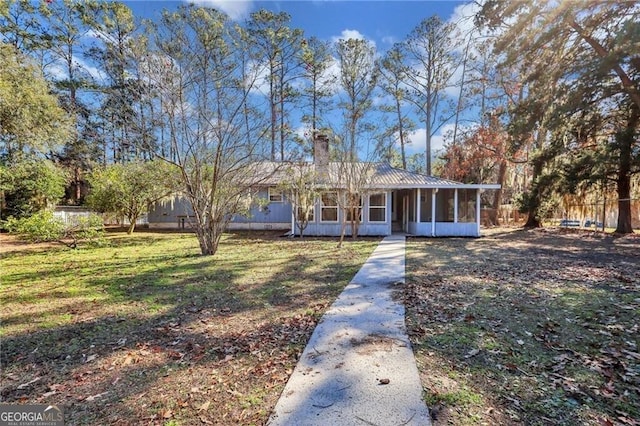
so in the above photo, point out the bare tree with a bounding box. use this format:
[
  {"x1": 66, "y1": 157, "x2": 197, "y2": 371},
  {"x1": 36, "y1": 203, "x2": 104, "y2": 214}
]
[
  {"x1": 278, "y1": 163, "x2": 319, "y2": 238},
  {"x1": 149, "y1": 5, "x2": 272, "y2": 255},
  {"x1": 332, "y1": 38, "x2": 380, "y2": 246}
]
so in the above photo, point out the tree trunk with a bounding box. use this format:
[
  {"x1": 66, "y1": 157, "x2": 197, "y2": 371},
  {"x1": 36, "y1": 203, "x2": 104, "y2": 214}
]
[
  {"x1": 489, "y1": 159, "x2": 508, "y2": 226},
  {"x1": 524, "y1": 127, "x2": 548, "y2": 229},
  {"x1": 614, "y1": 106, "x2": 638, "y2": 234},
  {"x1": 524, "y1": 158, "x2": 543, "y2": 228},
  {"x1": 127, "y1": 220, "x2": 136, "y2": 235}
]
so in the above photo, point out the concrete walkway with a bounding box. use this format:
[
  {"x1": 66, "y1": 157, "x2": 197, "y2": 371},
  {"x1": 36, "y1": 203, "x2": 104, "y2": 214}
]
[{"x1": 268, "y1": 235, "x2": 431, "y2": 426}]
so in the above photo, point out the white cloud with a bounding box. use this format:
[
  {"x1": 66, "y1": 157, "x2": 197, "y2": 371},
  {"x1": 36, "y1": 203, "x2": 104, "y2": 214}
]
[
  {"x1": 448, "y1": 2, "x2": 482, "y2": 48},
  {"x1": 331, "y1": 29, "x2": 371, "y2": 45},
  {"x1": 188, "y1": 0, "x2": 254, "y2": 21},
  {"x1": 404, "y1": 123, "x2": 460, "y2": 155},
  {"x1": 381, "y1": 35, "x2": 397, "y2": 46},
  {"x1": 44, "y1": 57, "x2": 106, "y2": 84}
]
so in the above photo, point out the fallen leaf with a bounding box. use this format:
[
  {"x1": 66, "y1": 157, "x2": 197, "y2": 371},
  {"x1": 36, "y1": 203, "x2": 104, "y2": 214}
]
[
  {"x1": 465, "y1": 349, "x2": 480, "y2": 358},
  {"x1": 17, "y1": 377, "x2": 41, "y2": 389},
  {"x1": 198, "y1": 401, "x2": 211, "y2": 411},
  {"x1": 85, "y1": 391, "x2": 109, "y2": 402}
]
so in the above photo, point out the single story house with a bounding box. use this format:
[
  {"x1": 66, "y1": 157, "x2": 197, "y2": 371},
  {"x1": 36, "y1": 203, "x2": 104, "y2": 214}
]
[{"x1": 148, "y1": 161, "x2": 500, "y2": 237}]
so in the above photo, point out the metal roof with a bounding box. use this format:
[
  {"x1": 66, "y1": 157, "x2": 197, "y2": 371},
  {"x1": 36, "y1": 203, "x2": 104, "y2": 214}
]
[{"x1": 254, "y1": 162, "x2": 501, "y2": 190}]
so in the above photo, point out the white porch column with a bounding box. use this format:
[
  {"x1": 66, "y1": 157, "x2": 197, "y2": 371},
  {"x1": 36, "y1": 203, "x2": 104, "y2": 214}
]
[
  {"x1": 416, "y1": 188, "x2": 421, "y2": 223},
  {"x1": 476, "y1": 189, "x2": 482, "y2": 237},
  {"x1": 431, "y1": 188, "x2": 437, "y2": 237},
  {"x1": 454, "y1": 188, "x2": 459, "y2": 223},
  {"x1": 291, "y1": 192, "x2": 296, "y2": 236}
]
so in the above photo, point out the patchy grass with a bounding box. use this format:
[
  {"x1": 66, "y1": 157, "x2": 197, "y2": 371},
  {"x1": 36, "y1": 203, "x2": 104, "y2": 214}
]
[
  {"x1": 0, "y1": 231, "x2": 378, "y2": 425},
  {"x1": 405, "y1": 228, "x2": 640, "y2": 426}
]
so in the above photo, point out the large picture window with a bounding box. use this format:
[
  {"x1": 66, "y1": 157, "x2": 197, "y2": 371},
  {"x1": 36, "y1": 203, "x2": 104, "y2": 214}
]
[
  {"x1": 369, "y1": 193, "x2": 386, "y2": 222},
  {"x1": 320, "y1": 192, "x2": 338, "y2": 222}
]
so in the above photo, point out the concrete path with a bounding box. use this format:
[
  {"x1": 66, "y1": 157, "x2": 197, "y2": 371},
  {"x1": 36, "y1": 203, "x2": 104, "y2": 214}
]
[{"x1": 268, "y1": 235, "x2": 431, "y2": 426}]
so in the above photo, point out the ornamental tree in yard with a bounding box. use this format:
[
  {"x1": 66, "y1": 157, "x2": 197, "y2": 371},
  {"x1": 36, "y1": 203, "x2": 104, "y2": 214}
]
[
  {"x1": 86, "y1": 160, "x2": 178, "y2": 234},
  {"x1": 149, "y1": 5, "x2": 275, "y2": 255}
]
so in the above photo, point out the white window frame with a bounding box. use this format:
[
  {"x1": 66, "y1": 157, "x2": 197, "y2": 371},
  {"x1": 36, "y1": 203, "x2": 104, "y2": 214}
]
[
  {"x1": 320, "y1": 192, "x2": 339, "y2": 223},
  {"x1": 368, "y1": 192, "x2": 387, "y2": 223},
  {"x1": 268, "y1": 187, "x2": 283, "y2": 203}
]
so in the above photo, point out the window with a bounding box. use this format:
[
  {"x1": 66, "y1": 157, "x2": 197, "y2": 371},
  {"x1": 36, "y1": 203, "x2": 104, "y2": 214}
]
[
  {"x1": 268, "y1": 187, "x2": 283, "y2": 203},
  {"x1": 369, "y1": 193, "x2": 386, "y2": 222},
  {"x1": 345, "y1": 193, "x2": 362, "y2": 222},
  {"x1": 296, "y1": 205, "x2": 314, "y2": 222},
  {"x1": 320, "y1": 192, "x2": 338, "y2": 222}
]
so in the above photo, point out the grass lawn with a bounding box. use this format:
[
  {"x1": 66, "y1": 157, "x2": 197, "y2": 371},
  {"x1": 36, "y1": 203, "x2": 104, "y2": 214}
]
[
  {"x1": 405, "y1": 228, "x2": 640, "y2": 425},
  {"x1": 0, "y1": 231, "x2": 379, "y2": 425}
]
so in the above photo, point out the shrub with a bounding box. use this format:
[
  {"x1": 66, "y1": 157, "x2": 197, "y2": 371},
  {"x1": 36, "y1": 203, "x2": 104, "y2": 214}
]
[{"x1": 4, "y1": 210, "x2": 106, "y2": 248}]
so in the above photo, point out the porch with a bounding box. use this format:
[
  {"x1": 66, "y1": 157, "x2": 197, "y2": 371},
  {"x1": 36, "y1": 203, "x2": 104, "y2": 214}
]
[{"x1": 391, "y1": 188, "x2": 482, "y2": 237}]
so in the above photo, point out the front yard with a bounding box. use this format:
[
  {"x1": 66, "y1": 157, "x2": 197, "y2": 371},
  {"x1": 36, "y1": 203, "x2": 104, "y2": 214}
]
[
  {"x1": 0, "y1": 231, "x2": 378, "y2": 425},
  {"x1": 405, "y1": 228, "x2": 640, "y2": 425},
  {"x1": 3, "y1": 227, "x2": 638, "y2": 425}
]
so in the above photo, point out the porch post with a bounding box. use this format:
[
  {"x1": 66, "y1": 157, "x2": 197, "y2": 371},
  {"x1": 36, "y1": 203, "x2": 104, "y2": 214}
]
[
  {"x1": 291, "y1": 192, "x2": 296, "y2": 236},
  {"x1": 416, "y1": 188, "x2": 421, "y2": 223},
  {"x1": 454, "y1": 188, "x2": 459, "y2": 223},
  {"x1": 476, "y1": 189, "x2": 481, "y2": 237},
  {"x1": 431, "y1": 188, "x2": 437, "y2": 237}
]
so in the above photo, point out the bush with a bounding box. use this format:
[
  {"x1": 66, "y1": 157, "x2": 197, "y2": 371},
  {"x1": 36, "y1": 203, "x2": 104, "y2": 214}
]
[
  {"x1": 4, "y1": 210, "x2": 106, "y2": 248},
  {"x1": 0, "y1": 160, "x2": 66, "y2": 219}
]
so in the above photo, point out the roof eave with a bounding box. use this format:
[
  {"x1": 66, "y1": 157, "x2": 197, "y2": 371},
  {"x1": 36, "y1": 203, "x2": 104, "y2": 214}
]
[{"x1": 368, "y1": 184, "x2": 502, "y2": 190}]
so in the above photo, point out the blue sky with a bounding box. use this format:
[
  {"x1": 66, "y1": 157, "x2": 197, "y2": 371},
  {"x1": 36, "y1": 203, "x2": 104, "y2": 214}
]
[
  {"x1": 126, "y1": 1, "x2": 465, "y2": 46},
  {"x1": 122, "y1": 0, "x2": 475, "y2": 157}
]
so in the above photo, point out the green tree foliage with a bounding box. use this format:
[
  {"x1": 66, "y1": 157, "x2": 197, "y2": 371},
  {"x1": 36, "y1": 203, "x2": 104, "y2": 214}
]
[
  {"x1": 299, "y1": 36, "x2": 336, "y2": 156},
  {"x1": 479, "y1": 0, "x2": 640, "y2": 232},
  {"x1": 0, "y1": 0, "x2": 43, "y2": 52},
  {"x1": 0, "y1": 159, "x2": 66, "y2": 219},
  {"x1": 87, "y1": 1, "x2": 156, "y2": 163},
  {"x1": 0, "y1": 42, "x2": 70, "y2": 161},
  {"x1": 402, "y1": 16, "x2": 459, "y2": 175},
  {"x1": 86, "y1": 160, "x2": 178, "y2": 234},
  {"x1": 335, "y1": 37, "x2": 379, "y2": 161},
  {"x1": 246, "y1": 10, "x2": 303, "y2": 161},
  {"x1": 39, "y1": 0, "x2": 103, "y2": 202},
  {"x1": 4, "y1": 209, "x2": 105, "y2": 248},
  {"x1": 378, "y1": 44, "x2": 416, "y2": 170}
]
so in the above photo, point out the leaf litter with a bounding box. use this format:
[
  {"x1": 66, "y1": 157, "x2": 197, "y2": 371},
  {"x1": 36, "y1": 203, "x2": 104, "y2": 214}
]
[{"x1": 405, "y1": 228, "x2": 640, "y2": 425}]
